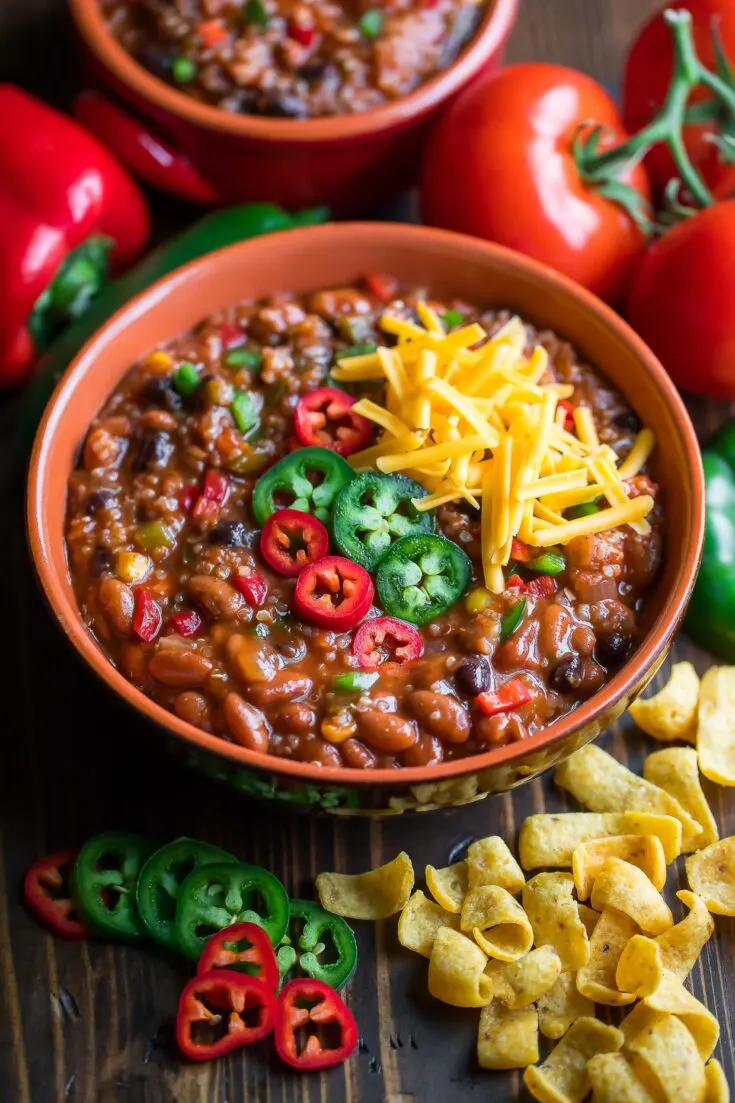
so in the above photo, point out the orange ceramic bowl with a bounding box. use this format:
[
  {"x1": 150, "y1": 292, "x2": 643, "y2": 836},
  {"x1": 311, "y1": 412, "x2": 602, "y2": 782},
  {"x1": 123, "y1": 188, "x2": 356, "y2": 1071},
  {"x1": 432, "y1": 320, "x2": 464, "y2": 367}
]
[
  {"x1": 27, "y1": 223, "x2": 703, "y2": 814},
  {"x1": 69, "y1": 0, "x2": 518, "y2": 213}
]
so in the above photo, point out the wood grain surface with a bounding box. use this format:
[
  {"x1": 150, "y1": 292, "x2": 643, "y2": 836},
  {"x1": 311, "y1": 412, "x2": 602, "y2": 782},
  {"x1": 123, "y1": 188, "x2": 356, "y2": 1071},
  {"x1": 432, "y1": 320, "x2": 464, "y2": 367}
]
[{"x1": 2, "y1": 1, "x2": 734, "y2": 1101}]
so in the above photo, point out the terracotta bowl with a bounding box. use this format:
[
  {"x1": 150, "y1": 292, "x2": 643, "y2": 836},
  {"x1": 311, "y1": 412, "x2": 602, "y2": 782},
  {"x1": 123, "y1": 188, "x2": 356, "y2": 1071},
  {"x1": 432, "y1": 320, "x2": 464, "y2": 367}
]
[
  {"x1": 69, "y1": 0, "x2": 519, "y2": 213},
  {"x1": 27, "y1": 223, "x2": 704, "y2": 815}
]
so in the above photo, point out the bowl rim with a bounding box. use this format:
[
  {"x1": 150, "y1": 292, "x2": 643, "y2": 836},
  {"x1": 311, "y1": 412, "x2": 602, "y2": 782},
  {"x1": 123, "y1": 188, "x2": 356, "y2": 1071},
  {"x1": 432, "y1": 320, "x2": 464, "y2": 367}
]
[
  {"x1": 69, "y1": 0, "x2": 519, "y2": 143},
  {"x1": 27, "y1": 221, "x2": 704, "y2": 789}
]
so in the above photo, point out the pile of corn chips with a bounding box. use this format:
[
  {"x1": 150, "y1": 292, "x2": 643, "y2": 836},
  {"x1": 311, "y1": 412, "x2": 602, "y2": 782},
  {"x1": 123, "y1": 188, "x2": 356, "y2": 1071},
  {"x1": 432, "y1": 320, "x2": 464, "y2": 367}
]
[{"x1": 315, "y1": 664, "x2": 735, "y2": 1102}]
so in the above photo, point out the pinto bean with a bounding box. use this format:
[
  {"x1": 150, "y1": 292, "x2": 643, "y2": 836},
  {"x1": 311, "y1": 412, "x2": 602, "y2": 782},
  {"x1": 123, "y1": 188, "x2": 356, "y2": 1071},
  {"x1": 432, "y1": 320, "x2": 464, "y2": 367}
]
[
  {"x1": 247, "y1": 672, "x2": 313, "y2": 708},
  {"x1": 148, "y1": 649, "x2": 213, "y2": 687},
  {"x1": 538, "y1": 604, "x2": 573, "y2": 663},
  {"x1": 271, "y1": 702, "x2": 318, "y2": 734},
  {"x1": 356, "y1": 711, "x2": 418, "y2": 753},
  {"x1": 223, "y1": 693, "x2": 270, "y2": 752},
  {"x1": 408, "y1": 691, "x2": 471, "y2": 744},
  {"x1": 97, "y1": 577, "x2": 134, "y2": 637},
  {"x1": 174, "y1": 691, "x2": 212, "y2": 731},
  {"x1": 494, "y1": 619, "x2": 542, "y2": 672},
  {"x1": 402, "y1": 734, "x2": 445, "y2": 767},
  {"x1": 340, "y1": 739, "x2": 377, "y2": 769},
  {"x1": 476, "y1": 713, "x2": 529, "y2": 745},
  {"x1": 571, "y1": 624, "x2": 597, "y2": 656},
  {"x1": 226, "y1": 634, "x2": 284, "y2": 683},
  {"x1": 139, "y1": 409, "x2": 179, "y2": 433},
  {"x1": 188, "y1": 575, "x2": 243, "y2": 619},
  {"x1": 297, "y1": 736, "x2": 343, "y2": 768}
]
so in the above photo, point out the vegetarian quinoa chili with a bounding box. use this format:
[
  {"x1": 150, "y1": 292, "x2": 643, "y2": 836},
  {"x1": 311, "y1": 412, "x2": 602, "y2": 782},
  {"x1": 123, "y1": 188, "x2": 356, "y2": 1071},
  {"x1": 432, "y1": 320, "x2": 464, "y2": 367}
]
[
  {"x1": 64, "y1": 278, "x2": 664, "y2": 770},
  {"x1": 100, "y1": 0, "x2": 487, "y2": 118}
]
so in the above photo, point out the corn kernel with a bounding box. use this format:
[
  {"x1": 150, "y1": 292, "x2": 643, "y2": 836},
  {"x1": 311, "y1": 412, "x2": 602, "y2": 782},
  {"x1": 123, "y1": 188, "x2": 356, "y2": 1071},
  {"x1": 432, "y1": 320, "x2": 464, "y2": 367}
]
[
  {"x1": 144, "y1": 350, "x2": 174, "y2": 374},
  {"x1": 321, "y1": 711, "x2": 356, "y2": 745},
  {"x1": 466, "y1": 586, "x2": 493, "y2": 614},
  {"x1": 115, "y1": 551, "x2": 152, "y2": 584}
]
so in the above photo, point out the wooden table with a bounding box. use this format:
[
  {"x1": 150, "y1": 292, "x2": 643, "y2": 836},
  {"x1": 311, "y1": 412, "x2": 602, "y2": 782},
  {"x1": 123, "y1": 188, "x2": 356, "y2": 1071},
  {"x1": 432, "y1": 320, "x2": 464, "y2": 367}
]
[{"x1": 1, "y1": 1, "x2": 733, "y2": 1100}]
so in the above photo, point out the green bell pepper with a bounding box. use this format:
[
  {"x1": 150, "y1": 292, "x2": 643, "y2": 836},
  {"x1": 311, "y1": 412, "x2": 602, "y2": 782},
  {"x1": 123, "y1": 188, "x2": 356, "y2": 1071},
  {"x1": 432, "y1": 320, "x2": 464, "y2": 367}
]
[{"x1": 687, "y1": 420, "x2": 735, "y2": 658}]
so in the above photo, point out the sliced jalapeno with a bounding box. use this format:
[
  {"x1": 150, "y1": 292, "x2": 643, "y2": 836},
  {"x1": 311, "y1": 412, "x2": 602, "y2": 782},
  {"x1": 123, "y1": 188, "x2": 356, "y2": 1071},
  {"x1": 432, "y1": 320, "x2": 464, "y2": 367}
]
[
  {"x1": 276, "y1": 899, "x2": 357, "y2": 990},
  {"x1": 71, "y1": 832, "x2": 156, "y2": 943},
  {"x1": 251, "y1": 446, "x2": 354, "y2": 525},
  {"x1": 332, "y1": 471, "x2": 434, "y2": 571},
  {"x1": 376, "y1": 533, "x2": 471, "y2": 626}
]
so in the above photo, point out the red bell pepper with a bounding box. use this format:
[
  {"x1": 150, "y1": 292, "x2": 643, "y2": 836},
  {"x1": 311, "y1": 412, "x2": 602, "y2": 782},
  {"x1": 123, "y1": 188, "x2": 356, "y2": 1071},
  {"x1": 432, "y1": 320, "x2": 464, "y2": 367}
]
[
  {"x1": 0, "y1": 86, "x2": 149, "y2": 387},
  {"x1": 275, "y1": 979, "x2": 358, "y2": 1071},
  {"x1": 294, "y1": 556, "x2": 374, "y2": 631},
  {"x1": 232, "y1": 572, "x2": 269, "y2": 606},
  {"x1": 168, "y1": 609, "x2": 203, "y2": 638},
  {"x1": 527, "y1": 575, "x2": 559, "y2": 599},
  {"x1": 510, "y1": 538, "x2": 532, "y2": 564},
  {"x1": 132, "y1": 588, "x2": 163, "y2": 642},
  {"x1": 293, "y1": 388, "x2": 373, "y2": 457},
  {"x1": 197, "y1": 922, "x2": 280, "y2": 992},
  {"x1": 260, "y1": 509, "x2": 330, "y2": 577},
  {"x1": 353, "y1": 616, "x2": 423, "y2": 668},
  {"x1": 476, "y1": 678, "x2": 533, "y2": 717},
  {"x1": 192, "y1": 468, "x2": 230, "y2": 523},
  {"x1": 24, "y1": 850, "x2": 90, "y2": 940},
  {"x1": 177, "y1": 970, "x2": 277, "y2": 1061}
]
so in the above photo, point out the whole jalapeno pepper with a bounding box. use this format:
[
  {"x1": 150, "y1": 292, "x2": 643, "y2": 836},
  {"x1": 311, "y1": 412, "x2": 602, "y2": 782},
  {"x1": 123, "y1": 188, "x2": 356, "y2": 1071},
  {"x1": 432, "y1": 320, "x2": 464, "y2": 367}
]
[
  {"x1": 252, "y1": 446, "x2": 354, "y2": 525},
  {"x1": 71, "y1": 832, "x2": 156, "y2": 942},
  {"x1": 332, "y1": 471, "x2": 434, "y2": 571},
  {"x1": 376, "y1": 534, "x2": 471, "y2": 626}
]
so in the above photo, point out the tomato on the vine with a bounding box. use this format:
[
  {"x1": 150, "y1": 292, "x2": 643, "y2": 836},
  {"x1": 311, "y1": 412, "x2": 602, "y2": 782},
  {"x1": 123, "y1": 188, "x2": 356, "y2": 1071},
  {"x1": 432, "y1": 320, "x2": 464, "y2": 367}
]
[{"x1": 420, "y1": 64, "x2": 652, "y2": 304}]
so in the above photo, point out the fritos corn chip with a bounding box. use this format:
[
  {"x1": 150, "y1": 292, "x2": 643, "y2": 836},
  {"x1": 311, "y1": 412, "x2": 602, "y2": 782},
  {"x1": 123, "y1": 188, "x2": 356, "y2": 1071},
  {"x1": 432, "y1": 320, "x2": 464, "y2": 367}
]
[
  {"x1": 477, "y1": 1001, "x2": 539, "y2": 1069},
  {"x1": 644, "y1": 971, "x2": 719, "y2": 1061},
  {"x1": 625, "y1": 1011, "x2": 706, "y2": 1103},
  {"x1": 655, "y1": 890, "x2": 714, "y2": 980},
  {"x1": 589, "y1": 858, "x2": 673, "y2": 935},
  {"x1": 397, "y1": 889, "x2": 459, "y2": 957},
  {"x1": 523, "y1": 872, "x2": 589, "y2": 970},
  {"x1": 629, "y1": 661, "x2": 699, "y2": 743},
  {"x1": 428, "y1": 926, "x2": 492, "y2": 1008},
  {"x1": 697, "y1": 667, "x2": 735, "y2": 787},
  {"x1": 467, "y1": 836, "x2": 525, "y2": 893},
  {"x1": 555, "y1": 746, "x2": 702, "y2": 844},
  {"x1": 425, "y1": 860, "x2": 467, "y2": 914},
  {"x1": 315, "y1": 851, "x2": 414, "y2": 919},
  {"x1": 573, "y1": 835, "x2": 667, "y2": 900},
  {"x1": 644, "y1": 747, "x2": 718, "y2": 852},
  {"x1": 704, "y1": 1059, "x2": 730, "y2": 1103},
  {"x1": 576, "y1": 908, "x2": 638, "y2": 1006},
  {"x1": 537, "y1": 971, "x2": 594, "y2": 1041},
  {"x1": 523, "y1": 1017, "x2": 623, "y2": 1103},
  {"x1": 616, "y1": 934, "x2": 664, "y2": 998},
  {"x1": 499, "y1": 945, "x2": 562, "y2": 1009},
  {"x1": 686, "y1": 836, "x2": 735, "y2": 916},
  {"x1": 519, "y1": 811, "x2": 682, "y2": 869},
  {"x1": 587, "y1": 1052, "x2": 660, "y2": 1103},
  {"x1": 460, "y1": 885, "x2": 533, "y2": 962},
  {"x1": 577, "y1": 903, "x2": 599, "y2": 937},
  {"x1": 484, "y1": 957, "x2": 515, "y2": 1004}
]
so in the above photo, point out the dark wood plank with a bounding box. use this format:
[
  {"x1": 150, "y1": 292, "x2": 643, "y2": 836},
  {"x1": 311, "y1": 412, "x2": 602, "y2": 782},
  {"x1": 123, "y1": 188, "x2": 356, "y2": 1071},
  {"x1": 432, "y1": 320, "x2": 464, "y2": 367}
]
[{"x1": 3, "y1": 1, "x2": 734, "y2": 1101}]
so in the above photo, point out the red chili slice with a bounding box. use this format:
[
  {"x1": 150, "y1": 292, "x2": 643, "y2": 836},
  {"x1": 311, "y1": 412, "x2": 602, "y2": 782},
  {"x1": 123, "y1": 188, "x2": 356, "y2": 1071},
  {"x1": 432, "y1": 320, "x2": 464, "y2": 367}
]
[
  {"x1": 133, "y1": 588, "x2": 162, "y2": 642},
  {"x1": 197, "y1": 921, "x2": 280, "y2": 992},
  {"x1": 293, "y1": 388, "x2": 373, "y2": 457},
  {"x1": 24, "y1": 850, "x2": 90, "y2": 940},
  {"x1": 353, "y1": 616, "x2": 423, "y2": 669},
  {"x1": 527, "y1": 575, "x2": 558, "y2": 598},
  {"x1": 363, "y1": 273, "x2": 399, "y2": 302},
  {"x1": 294, "y1": 556, "x2": 374, "y2": 631},
  {"x1": 289, "y1": 21, "x2": 315, "y2": 46},
  {"x1": 232, "y1": 572, "x2": 268, "y2": 607},
  {"x1": 193, "y1": 468, "x2": 229, "y2": 523},
  {"x1": 176, "y1": 970, "x2": 277, "y2": 1061},
  {"x1": 275, "y1": 979, "x2": 358, "y2": 1071},
  {"x1": 260, "y1": 509, "x2": 329, "y2": 577},
  {"x1": 169, "y1": 609, "x2": 203, "y2": 638},
  {"x1": 476, "y1": 678, "x2": 533, "y2": 717}
]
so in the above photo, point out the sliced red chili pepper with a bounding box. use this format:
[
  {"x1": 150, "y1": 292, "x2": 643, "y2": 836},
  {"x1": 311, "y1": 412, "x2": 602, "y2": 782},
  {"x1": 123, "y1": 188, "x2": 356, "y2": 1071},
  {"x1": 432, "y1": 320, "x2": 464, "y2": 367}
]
[
  {"x1": 176, "y1": 969, "x2": 277, "y2": 1061},
  {"x1": 232, "y1": 572, "x2": 268, "y2": 607},
  {"x1": 510, "y1": 538, "x2": 532, "y2": 563},
  {"x1": 169, "y1": 609, "x2": 203, "y2": 638},
  {"x1": 218, "y1": 321, "x2": 243, "y2": 349},
  {"x1": 558, "y1": 400, "x2": 575, "y2": 432},
  {"x1": 197, "y1": 922, "x2": 279, "y2": 992},
  {"x1": 192, "y1": 468, "x2": 229, "y2": 523},
  {"x1": 260, "y1": 509, "x2": 329, "y2": 577},
  {"x1": 293, "y1": 388, "x2": 373, "y2": 457},
  {"x1": 275, "y1": 978, "x2": 358, "y2": 1071},
  {"x1": 289, "y1": 21, "x2": 315, "y2": 46},
  {"x1": 527, "y1": 575, "x2": 559, "y2": 598},
  {"x1": 133, "y1": 587, "x2": 162, "y2": 642},
  {"x1": 353, "y1": 616, "x2": 423, "y2": 669},
  {"x1": 179, "y1": 485, "x2": 198, "y2": 513},
  {"x1": 506, "y1": 574, "x2": 528, "y2": 591},
  {"x1": 24, "y1": 850, "x2": 90, "y2": 940},
  {"x1": 363, "y1": 273, "x2": 399, "y2": 303},
  {"x1": 294, "y1": 556, "x2": 374, "y2": 631},
  {"x1": 476, "y1": 678, "x2": 533, "y2": 717}
]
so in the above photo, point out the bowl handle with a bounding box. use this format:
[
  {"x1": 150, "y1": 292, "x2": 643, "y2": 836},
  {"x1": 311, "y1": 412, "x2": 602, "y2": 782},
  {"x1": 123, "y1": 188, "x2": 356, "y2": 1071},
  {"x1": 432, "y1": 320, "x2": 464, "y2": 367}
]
[{"x1": 74, "y1": 90, "x2": 219, "y2": 206}]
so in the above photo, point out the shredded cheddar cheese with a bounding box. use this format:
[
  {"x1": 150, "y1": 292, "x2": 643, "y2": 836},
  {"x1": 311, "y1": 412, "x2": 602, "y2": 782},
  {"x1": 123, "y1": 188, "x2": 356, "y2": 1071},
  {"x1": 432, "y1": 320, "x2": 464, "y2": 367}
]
[{"x1": 331, "y1": 312, "x2": 656, "y2": 592}]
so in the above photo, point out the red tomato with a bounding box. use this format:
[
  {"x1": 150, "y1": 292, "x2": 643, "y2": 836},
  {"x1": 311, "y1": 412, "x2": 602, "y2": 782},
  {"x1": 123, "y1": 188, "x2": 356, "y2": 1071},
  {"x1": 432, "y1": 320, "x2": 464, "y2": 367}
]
[
  {"x1": 623, "y1": 0, "x2": 735, "y2": 197},
  {"x1": 627, "y1": 201, "x2": 735, "y2": 398},
  {"x1": 420, "y1": 64, "x2": 651, "y2": 304}
]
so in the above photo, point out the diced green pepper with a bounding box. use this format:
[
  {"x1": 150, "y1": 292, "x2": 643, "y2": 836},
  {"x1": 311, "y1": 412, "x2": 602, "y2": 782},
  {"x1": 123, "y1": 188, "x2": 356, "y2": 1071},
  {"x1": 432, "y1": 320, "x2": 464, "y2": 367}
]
[
  {"x1": 173, "y1": 360, "x2": 200, "y2": 397},
  {"x1": 527, "y1": 550, "x2": 566, "y2": 576},
  {"x1": 232, "y1": 389, "x2": 260, "y2": 435},
  {"x1": 334, "y1": 341, "x2": 378, "y2": 362},
  {"x1": 226, "y1": 348, "x2": 263, "y2": 371},
  {"x1": 331, "y1": 672, "x2": 379, "y2": 692},
  {"x1": 243, "y1": 0, "x2": 269, "y2": 26},
  {"x1": 500, "y1": 597, "x2": 527, "y2": 641},
  {"x1": 442, "y1": 310, "x2": 464, "y2": 329},
  {"x1": 359, "y1": 9, "x2": 383, "y2": 36},
  {"x1": 566, "y1": 501, "x2": 601, "y2": 519},
  {"x1": 135, "y1": 519, "x2": 176, "y2": 550}
]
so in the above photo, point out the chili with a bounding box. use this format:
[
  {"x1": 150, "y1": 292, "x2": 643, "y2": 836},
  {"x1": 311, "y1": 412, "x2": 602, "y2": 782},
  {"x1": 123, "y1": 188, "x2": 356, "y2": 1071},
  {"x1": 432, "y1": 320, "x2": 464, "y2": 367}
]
[
  {"x1": 24, "y1": 850, "x2": 90, "y2": 940},
  {"x1": 332, "y1": 471, "x2": 434, "y2": 571},
  {"x1": 252, "y1": 446, "x2": 354, "y2": 526},
  {"x1": 277, "y1": 900, "x2": 357, "y2": 990},
  {"x1": 275, "y1": 978, "x2": 358, "y2": 1070},
  {"x1": 175, "y1": 861, "x2": 290, "y2": 961},
  {"x1": 197, "y1": 921, "x2": 280, "y2": 991},
  {"x1": 294, "y1": 556, "x2": 374, "y2": 631},
  {"x1": 177, "y1": 970, "x2": 277, "y2": 1060},
  {"x1": 352, "y1": 616, "x2": 423, "y2": 668},
  {"x1": 476, "y1": 679, "x2": 533, "y2": 716},
  {"x1": 375, "y1": 534, "x2": 471, "y2": 626},
  {"x1": 136, "y1": 838, "x2": 236, "y2": 952},
  {"x1": 132, "y1": 587, "x2": 162, "y2": 642},
  {"x1": 260, "y1": 509, "x2": 329, "y2": 577},
  {"x1": 294, "y1": 388, "x2": 373, "y2": 457},
  {"x1": 71, "y1": 832, "x2": 156, "y2": 942}
]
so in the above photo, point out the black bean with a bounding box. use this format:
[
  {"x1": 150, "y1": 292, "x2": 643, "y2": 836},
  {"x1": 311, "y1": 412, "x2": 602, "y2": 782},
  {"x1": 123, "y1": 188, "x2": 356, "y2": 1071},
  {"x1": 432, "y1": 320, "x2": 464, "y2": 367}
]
[
  {"x1": 209, "y1": 519, "x2": 248, "y2": 547},
  {"x1": 298, "y1": 59, "x2": 328, "y2": 82},
  {"x1": 86, "y1": 489, "x2": 115, "y2": 515},
  {"x1": 194, "y1": 374, "x2": 218, "y2": 410},
  {"x1": 143, "y1": 376, "x2": 182, "y2": 413},
  {"x1": 132, "y1": 431, "x2": 174, "y2": 472},
  {"x1": 550, "y1": 654, "x2": 584, "y2": 693},
  {"x1": 614, "y1": 410, "x2": 642, "y2": 433},
  {"x1": 455, "y1": 656, "x2": 492, "y2": 696},
  {"x1": 596, "y1": 632, "x2": 632, "y2": 665},
  {"x1": 257, "y1": 91, "x2": 307, "y2": 118},
  {"x1": 90, "y1": 548, "x2": 112, "y2": 577}
]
